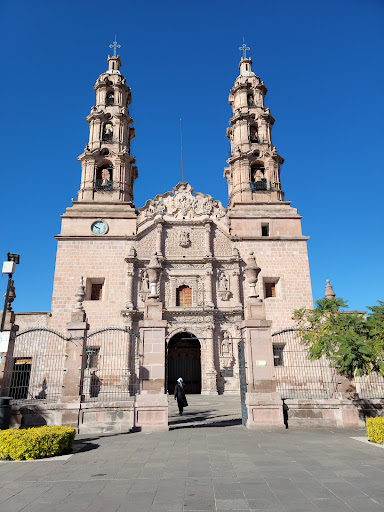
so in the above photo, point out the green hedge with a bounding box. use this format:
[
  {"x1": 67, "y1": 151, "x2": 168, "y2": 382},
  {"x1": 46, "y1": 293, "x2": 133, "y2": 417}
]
[
  {"x1": 0, "y1": 426, "x2": 76, "y2": 461},
  {"x1": 366, "y1": 417, "x2": 384, "y2": 445}
]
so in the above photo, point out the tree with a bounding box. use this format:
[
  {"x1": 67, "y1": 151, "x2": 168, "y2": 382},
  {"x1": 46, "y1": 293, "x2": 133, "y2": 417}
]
[{"x1": 292, "y1": 298, "x2": 384, "y2": 378}]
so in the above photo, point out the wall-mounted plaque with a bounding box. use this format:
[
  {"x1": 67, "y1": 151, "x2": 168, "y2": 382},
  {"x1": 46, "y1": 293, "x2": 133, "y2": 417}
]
[{"x1": 220, "y1": 369, "x2": 233, "y2": 378}]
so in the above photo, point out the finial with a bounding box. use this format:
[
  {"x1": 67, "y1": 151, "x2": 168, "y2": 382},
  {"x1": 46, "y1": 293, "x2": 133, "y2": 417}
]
[
  {"x1": 109, "y1": 35, "x2": 121, "y2": 58},
  {"x1": 325, "y1": 279, "x2": 336, "y2": 300},
  {"x1": 238, "y1": 38, "x2": 250, "y2": 59},
  {"x1": 74, "y1": 276, "x2": 86, "y2": 311}
]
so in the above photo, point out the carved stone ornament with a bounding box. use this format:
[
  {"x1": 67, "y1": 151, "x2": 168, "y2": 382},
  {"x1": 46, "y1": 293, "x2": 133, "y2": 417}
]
[
  {"x1": 179, "y1": 230, "x2": 191, "y2": 248},
  {"x1": 138, "y1": 182, "x2": 228, "y2": 224}
]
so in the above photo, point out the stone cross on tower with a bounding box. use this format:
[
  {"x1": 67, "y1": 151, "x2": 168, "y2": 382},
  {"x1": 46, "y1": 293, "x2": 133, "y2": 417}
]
[
  {"x1": 238, "y1": 40, "x2": 250, "y2": 59},
  {"x1": 109, "y1": 36, "x2": 121, "y2": 57}
]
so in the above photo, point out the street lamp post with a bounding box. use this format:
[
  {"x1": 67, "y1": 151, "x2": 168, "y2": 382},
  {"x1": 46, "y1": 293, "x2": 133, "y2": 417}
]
[{"x1": 1, "y1": 253, "x2": 20, "y2": 332}]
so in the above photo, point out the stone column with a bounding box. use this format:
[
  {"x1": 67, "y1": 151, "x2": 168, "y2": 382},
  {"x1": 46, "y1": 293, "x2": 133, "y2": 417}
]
[
  {"x1": 232, "y1": 268, "x2": 242, "y2": 307},
  {"x1": 205, "y1": 223, "x2": 211, "y2": 257},
  {"x1": 126, "y1": 270, "x2": 134, "y2": 310},
  {"x1": 205, "y1": 268, "x2": 214, "y2": 308},
  {"x1": 201, "y1": 323, "x2": 218, "y2": 395},
  {"x1": 156, "y1": 223, "x2": 163, "y2": 256}
]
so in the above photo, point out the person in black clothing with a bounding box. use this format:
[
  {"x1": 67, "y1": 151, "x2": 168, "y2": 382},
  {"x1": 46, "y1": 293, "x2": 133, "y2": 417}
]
[{"x1": 174, "y1": 377, "x2": 188, "y2": 415}]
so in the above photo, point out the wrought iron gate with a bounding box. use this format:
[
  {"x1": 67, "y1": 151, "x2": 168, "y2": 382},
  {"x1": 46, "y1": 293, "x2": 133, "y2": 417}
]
[
  {"x1": 238, "y1": 338, "x2": 248, "y2": 426},
  {"x1": 82, "y1": 327, "x2": 137, "y2": 402}
]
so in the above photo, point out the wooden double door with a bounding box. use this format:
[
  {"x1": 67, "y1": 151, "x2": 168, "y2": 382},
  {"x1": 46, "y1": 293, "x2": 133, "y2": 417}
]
[{"x1": 167, "y1": 333, "x2": 201, "y2": 394}]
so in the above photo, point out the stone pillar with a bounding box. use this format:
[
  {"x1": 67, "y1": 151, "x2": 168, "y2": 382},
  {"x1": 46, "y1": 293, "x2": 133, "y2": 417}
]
[
  {"x1": 232, "y1": 268, "x2": 242, "y2": 307},
  {"x1": 156, "y1": 223, "x2": 163, "y2": 256},
  {"x1": 59, "y1": 278, "x2": 89, "y2": 428},
  {"x1": 134, "y1": 253, "x2": 168, "y2": 431},
  {"x1": 126, "y1": 271, "x2": 134, "y2": 309},
  {"x1": 242, "y1": 301, "x2": 284, "y2": 429},
  {"x1": 205, "y1": 223, "x2": 212, "y2": 257},
  {"x1": 201, "y1": 323, "x2": 218, "y2": 395},
  {"x1": 205, "y1": 268, "x2": 214, "y2": 308},
  {"x1": 242, "y1": 253, "x2": 284, "y2": 428}
]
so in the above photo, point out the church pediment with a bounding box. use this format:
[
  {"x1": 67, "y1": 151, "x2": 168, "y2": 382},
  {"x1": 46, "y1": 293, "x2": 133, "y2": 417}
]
[{"x1": 137, "y1": 182, "x2": 228, "y2": 230}]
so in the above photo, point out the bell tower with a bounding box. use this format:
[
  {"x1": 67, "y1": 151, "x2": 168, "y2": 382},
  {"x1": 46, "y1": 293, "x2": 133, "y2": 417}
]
[
  {"x1": 77, "y1": 43, "x2": 137, "y2": 204},
  {"x1": 224, "y1": 44, "x2": 284, "y2": 207},
  {"x1": 57, "y1": 42, "x2": 137, "y2": 239}
]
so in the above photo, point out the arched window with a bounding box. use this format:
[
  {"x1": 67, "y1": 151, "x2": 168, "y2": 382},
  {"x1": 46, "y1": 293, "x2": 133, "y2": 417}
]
[
  {"x1": 250, "y1": 125, "x2": 258, "y2": 143},
  {"x1": 95, "y1": 163, "x2": 113, "y2": 190},
  {"x1": 176, "y1": 285, "x2": 192, "y2": 307},
  {"x1": 247, "y1": 94, "x2": 255, "y2": 106},
  {"x1": 106, "y1": 91, "x2": 114, "y2": 105},
  {"x1": 251, "y1": 163, "x2": 267, "y2": 191},
  {"x1": 102, "y1": 123, "x2": 113, "y2": 142}
]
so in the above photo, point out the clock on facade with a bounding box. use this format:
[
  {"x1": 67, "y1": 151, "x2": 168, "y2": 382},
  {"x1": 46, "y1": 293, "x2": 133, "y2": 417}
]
[{"x1": 91, "y1": 221, "x2": 108, "y2": 235}]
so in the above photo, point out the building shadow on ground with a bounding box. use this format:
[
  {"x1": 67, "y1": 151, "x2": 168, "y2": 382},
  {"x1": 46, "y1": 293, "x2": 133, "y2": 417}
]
[{"x1": 168, "y1": 410, "x2": 242, "y2": 429}]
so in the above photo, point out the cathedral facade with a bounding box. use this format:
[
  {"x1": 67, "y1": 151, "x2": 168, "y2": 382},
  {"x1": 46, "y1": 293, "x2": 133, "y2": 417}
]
[{"x1": 48, "y1": 50, "x2": 313, "y2": 396}]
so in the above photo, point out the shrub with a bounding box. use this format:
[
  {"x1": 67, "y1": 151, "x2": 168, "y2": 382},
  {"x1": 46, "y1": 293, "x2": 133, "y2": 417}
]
[
  {"x1": 0, "y1": 426, "x2": 76, "y2": 461},
  {"x1": 366, "y1": 417, "x2": 384, "y2": 445}
]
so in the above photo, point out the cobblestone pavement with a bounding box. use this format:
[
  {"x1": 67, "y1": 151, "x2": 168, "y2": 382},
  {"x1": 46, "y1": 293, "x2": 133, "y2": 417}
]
[{"x1": 0, "y1": 396, "x2": 384, "y2": 511}]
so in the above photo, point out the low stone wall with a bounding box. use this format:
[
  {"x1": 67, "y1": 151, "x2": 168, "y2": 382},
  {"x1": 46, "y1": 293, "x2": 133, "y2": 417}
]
[
  {"x1": 10, "y1": 400, "x2": 135, "y2": 434},
  {"x1": 284, "y1": 398, "x2": 384, "y2": 428}
]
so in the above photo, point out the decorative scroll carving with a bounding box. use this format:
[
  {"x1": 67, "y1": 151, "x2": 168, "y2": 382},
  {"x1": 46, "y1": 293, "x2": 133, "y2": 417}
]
[{"x1": 138, "y1": 182, "x2": 228, "y2": 224}]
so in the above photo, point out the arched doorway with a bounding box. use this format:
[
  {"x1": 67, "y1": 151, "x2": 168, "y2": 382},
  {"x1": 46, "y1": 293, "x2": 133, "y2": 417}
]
[{"x1": 167, "y1": 332, "x2": 201, "y2": 394}]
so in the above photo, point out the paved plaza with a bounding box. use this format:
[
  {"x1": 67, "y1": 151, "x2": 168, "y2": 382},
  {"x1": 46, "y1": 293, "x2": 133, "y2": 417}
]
[{"x1": 0, "y1": 397, "x2": 384, "y2": 512}]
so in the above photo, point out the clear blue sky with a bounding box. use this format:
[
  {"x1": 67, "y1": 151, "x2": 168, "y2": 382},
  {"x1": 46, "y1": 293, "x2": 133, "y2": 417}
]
[{"x1": 1, "y1": 0, "x2": 383, "y2": 314}]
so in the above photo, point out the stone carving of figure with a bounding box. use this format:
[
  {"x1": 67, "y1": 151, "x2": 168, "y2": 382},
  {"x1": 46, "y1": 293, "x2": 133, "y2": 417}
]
[
  {"x1": 219, "y1": 272, "x2": 229, "y2": 291},
  {"x1": 221, "y1": 332, "x2": 232, "y2": 357},
  {"x1": 179, "y1": 231, "x2": 190, "y2": 248},
  {"x1": 101, "y1": 168, "x2": 111, "y2": 186},
  {"x1": 253, "y1": 168, "x2": 264, "y2": 182},
  {"x1": 140, "y1": 270, "x2": 150, "y2": 291},
  {"x1": 156, "y1": 197, "x2": 166, "y2": 215}
]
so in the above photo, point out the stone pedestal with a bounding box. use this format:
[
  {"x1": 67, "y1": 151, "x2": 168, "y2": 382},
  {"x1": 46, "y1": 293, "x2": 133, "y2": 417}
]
[
  {"x1": 136, "y1": 298, "x2": 168, "y2": 430},
  {"x1": 242, "y1": 300, "x2": 285, "y2": 429},
  {"x1": 133, "y1": 393, "x2": 168, "y2": 431}
]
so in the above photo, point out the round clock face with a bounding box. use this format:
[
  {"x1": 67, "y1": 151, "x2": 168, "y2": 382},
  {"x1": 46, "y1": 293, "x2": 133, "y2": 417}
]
[{"x1": 91, "y1": 221, "x2": 108, "y2": 235}]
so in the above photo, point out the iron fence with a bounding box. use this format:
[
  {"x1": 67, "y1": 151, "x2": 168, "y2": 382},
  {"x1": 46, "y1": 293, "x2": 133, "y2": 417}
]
[
  {"x1": 272, "y1": 329, "x2": 339, "y2": 399},
  {"x1": 3, "y1": 328, "x2": 67, "y2": 405},
  {"x1": 82, "y1": 327, "x2": 137, "y2": 402},
  {"x1": 355, "y1": 374, "x2": 384, "y2": 399},
  {"x1": 272, "y1": 329, "x2": 384, "y2": 400}
]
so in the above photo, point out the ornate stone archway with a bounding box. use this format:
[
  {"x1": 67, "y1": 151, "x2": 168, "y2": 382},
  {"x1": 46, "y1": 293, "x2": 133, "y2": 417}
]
[{"x1": 167, "y1": 332, "x2": 201, "y2": 395}]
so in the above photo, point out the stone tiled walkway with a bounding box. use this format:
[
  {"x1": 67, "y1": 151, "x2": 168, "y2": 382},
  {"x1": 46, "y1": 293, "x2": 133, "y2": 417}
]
[{"x1": 0, "y1": 397, "x2": 384, "y2": 511}]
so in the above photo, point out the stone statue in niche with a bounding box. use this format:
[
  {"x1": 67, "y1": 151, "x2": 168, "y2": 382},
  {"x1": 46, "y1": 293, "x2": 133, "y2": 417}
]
[
  {"x1": 179, "y1": 230, "x2": 191, "y2": 248},
  {"x1": 101, "y1": 168, "x2": 111, "y2": 186},
  {"x1": 220, "y1": 331, "x2": 234, "y2": 368},
  {"x1": 139, "y1": 270, "x2": 150, "y2": 301},
  {"x1": 218, "y1": 271, "x2": 230, "y2": 301}
]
